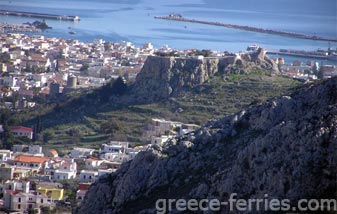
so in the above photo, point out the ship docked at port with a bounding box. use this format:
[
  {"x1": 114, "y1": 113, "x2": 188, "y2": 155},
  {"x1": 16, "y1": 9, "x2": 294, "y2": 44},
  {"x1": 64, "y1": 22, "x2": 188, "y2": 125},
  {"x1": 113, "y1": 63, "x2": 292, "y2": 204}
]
[
  {"x1": 0, "y1": 10, "x2": 80, "y2": 21},
  {"x1": 246, "y1": 45, "x2": 337, "y2": 61},
  {"x1": 266, "y1": 48, "x2": 337, "y2": 61}
]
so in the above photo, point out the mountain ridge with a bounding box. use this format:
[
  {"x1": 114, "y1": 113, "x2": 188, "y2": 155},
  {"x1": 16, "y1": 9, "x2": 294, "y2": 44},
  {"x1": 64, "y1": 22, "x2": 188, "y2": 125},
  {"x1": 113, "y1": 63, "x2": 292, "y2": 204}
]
[{"x1": 76, "y1": 76, "x2": 337, "y2": 213}]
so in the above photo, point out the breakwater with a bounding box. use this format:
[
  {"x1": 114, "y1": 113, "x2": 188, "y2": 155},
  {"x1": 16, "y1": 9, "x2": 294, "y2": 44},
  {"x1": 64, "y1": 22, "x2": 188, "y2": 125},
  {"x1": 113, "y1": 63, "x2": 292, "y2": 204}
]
[
  {"x1": 266, "y1": 50, "x2": 328, "y2": 60},
  {"x1": 0, "y1": 10, "x2": 80, "y2": 21},
  {"x1": 0, "y1": 22, "x2": 41, "y2": 34},
  {"x1": 155, "y1": 15, "x2": 337, "y2": 43}
]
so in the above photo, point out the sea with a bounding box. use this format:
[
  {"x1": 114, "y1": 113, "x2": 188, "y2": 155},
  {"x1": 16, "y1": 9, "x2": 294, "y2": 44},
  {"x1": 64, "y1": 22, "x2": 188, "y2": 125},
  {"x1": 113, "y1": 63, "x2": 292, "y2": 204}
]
[{"x1": 0, "y1": 0, "x2": 336, "y2": 63}]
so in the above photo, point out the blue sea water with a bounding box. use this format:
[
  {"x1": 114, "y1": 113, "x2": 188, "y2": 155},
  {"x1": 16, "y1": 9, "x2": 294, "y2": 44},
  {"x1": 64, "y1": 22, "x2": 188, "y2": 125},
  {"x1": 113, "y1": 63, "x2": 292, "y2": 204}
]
[{"x1": 0, "y1": 0, "x2": 336, "y2": 54}]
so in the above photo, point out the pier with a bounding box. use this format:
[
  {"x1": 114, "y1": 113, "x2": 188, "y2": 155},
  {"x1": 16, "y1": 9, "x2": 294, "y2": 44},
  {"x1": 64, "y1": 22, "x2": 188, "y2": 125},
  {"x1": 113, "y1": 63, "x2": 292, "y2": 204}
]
[
  {"x1": 0, "y1": 10, "x2": 80, "y2": 22},
  {"x1": 155, "y1": 15, "x2": 337, "y2": 43},
  {"x1": 0, "y1": 22, "x2": 41, "y2": 34},
  {"x1": 266, "y1": 50, "x2": 329, "y2": 60}
]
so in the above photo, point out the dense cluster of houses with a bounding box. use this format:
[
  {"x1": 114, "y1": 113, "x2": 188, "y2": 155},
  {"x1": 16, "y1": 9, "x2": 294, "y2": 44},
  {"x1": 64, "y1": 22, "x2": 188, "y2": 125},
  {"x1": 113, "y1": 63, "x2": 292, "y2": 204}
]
[
  {"x1": 0, "y1": 116, "x2": 201, "y2": 213},
  {"x1": 279, "y1": 61, "x2": 337, "y2": 81},
  {"x1": 0, "y1": 138, "x2": 148, "y2": 213},
  {"x1": 0, "y1": 180, "x2": 64, "y2": 213},
  {"x1": 0, "y1": 145, "x2": 70, "y2": 213},
  {"x1": 0, "y1": 34, "x2": 156, "y2": 110}
]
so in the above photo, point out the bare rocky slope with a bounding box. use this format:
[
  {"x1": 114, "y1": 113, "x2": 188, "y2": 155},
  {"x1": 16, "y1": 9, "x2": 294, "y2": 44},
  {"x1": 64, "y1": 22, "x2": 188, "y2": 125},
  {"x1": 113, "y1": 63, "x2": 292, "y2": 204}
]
[
  {"x1": 77, "y1": 75, "x2": 337, "y2": 213},
  {"x1": 126, "y1": 48, "x2": 279, "y2": 103}
]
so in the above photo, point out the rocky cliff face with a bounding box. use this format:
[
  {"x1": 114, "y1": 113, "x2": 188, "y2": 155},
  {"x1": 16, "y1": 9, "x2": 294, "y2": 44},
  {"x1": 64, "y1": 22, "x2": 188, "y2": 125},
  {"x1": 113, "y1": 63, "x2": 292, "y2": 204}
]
[
  {"x1": 77, "y1": 77, "x2": 337, "y2": 214},
  {"x1": 129, "y1": 48, "x2": 278, "y2": 103},
  {"x1": 130, "y1": 56, "x2": 220, "y2": 102}
]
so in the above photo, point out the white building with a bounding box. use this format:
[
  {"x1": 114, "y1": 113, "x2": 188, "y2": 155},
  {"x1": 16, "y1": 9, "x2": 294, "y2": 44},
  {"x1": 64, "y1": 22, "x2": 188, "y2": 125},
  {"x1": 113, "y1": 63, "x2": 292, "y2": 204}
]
[
  {"x1": 76, "y1": 183, "x2": 91, "y2": 205},
  {"x1": 100, "y1": 152, "x2": 126, "y2": 162},
  {"x1": 12, "y1": 155, "x2": 51, "y2": 174},
  {"x1": 99, "y1": 141, "x2": 128, "y2": 154},
  {"x1": 12, "y1": 144, "x2": 29, "y2": 153},
  {"x1": 3, "y1": 76, "x2": 18, "y2": 87},
  {"x1": 85, "y1": 157, "x2": 103, "y2": 169},
  {"x1": 98, "y1": 168, "x2": 115, "y2": 177},
  {"x1": 70, "y1": 147, "x2": 95, "y2": 159},
  {"x1": 151, "y1": 135, "x2": 171, "y2": 146},
  {"x1": 44, "y1": 159, "x2": 77, "y2": 181},
  {"x1": 79, "y1": 170, "x2": 98, "y2": 183},
  {"x1": 28, "y1": 145, "x2": 43, "y2": 156},
  {"x1": 145, "y1": 118, "x2": 182, "y2": 137},
  {"x1": 0, "y1": 150, "x2": 13, "y2": 162},
  {"x1": 3, "y1": 180, "x2": 54, "y2": 212},
  {"x1": 10, "y1": 126, "x2": 33, "y2": 139}
]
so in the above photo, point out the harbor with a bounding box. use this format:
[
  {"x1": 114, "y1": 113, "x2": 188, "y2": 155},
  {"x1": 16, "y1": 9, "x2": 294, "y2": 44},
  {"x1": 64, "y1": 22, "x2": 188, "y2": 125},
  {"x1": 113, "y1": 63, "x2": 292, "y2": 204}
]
[
  {"x1": 0, "y1": 9, "x2": 80, "y2": 21},
  {"x1": 0, "y1": 22, "x2": 41, "y2": 34},
  {"x1": 155, "y1": 15, "x2": 337, "y2": 43},
  {"x1": 266, "y1": 49, "x2": 337, "y2": 61}
]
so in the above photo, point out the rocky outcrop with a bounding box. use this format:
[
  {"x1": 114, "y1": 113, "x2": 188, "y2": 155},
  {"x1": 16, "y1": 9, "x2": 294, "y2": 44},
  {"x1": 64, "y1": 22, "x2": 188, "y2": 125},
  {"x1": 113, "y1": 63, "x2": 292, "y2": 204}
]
[
  {"x1": 130, "y1": 56, "x2": 220, "y2": 102},
  {"x1": 129, "y1": 50, "x2": 278, "y2": 103},
  {"x1": 77, "y1": 77, "x2": 337, "y2": 214},
  {"x1": 225, "y1": 48, "x2": 279, "y2": 74}
]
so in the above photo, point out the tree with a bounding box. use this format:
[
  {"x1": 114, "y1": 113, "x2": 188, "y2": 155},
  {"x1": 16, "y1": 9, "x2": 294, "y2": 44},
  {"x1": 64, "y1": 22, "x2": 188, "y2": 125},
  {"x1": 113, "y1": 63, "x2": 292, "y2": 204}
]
[
  {"x1": 111, "y1": 76, "x2": 127, "y2": 96},
  {"x1": 80, "y1": 64, "x2": 89, "y2": 72},
  {"x1": 0, "y1": 109, "x2": 11, "y2": 124},
  {"x1": 67, "y1": 128, "x2": 82, "y2": 144},
  {"x1": 28, "y1": 208, "x2": 38, "y2": 214},
  {"x1": 104, "y1": 42, "x2": 112, "y2": 51},
  {"x1": 99, "y1": 77, "x2": 127, "y2": 102},
  {"x1": 0, "y1": 52, "x2": 10, "y2": 63},
  {"x1": 121, "y1": 60, "x2": 131, "y2": 66},
  {"x1": 55, "y1": 59, "x2": 59, "y2": 72},
  {"x1": 101, "y1": 120, "x2": 120, "y2": 136},
  {"x1": 40, "y1": 206, "x2": 52, "y2": 214},
  {"x1": 42, "y1": 131, "x2": 54, "y2": 143},
  {"x1": 1, "y1": 123, "x2": 14, "y2": 149}
]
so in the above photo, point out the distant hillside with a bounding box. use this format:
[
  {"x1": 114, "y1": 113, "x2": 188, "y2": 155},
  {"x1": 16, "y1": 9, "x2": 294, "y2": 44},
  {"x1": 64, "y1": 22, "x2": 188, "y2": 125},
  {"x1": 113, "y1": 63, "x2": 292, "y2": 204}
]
[
  {"x1": 77, "y1": 76, "x2": 337, "y2": 214},
  {"x1": 20, "y1": 50, "x2": 298, "y2": 152}
]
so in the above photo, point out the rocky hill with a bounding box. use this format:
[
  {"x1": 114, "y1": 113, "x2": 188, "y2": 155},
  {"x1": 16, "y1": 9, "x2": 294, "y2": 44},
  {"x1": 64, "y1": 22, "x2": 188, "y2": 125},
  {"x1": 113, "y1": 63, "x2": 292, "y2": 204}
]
[
  {"x1": 76, "y1": 77, "x2": 337, "y2": 214},
  {"x1": 128, "y1": 48, "x2": 278, "y2": 103}
]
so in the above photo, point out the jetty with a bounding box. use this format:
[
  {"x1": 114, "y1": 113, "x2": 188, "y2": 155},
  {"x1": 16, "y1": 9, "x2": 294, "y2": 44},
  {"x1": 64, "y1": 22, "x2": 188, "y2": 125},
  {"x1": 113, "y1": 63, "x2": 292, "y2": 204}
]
[
  {"x1": 266, "y1": 50, "x2": 328, "y2": 60},
  {"x1": 266, "y1": 49, "x2": 337, "y2": 61},
  {"x1": 0, "y1": 22, "x2": 41, "y2": 34},
  {"x1": 155, "y1": 15, "x2": 337, "y2": 43},
  {"x1": 0, "y1": 10, "x2": 80, "y2": 22}
]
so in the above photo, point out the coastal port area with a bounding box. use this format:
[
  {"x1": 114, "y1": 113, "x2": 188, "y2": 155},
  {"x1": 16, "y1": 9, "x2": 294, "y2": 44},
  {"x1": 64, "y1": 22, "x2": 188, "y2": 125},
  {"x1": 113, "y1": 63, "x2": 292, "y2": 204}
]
[
  {"x1": 0, "y1": 22, "x2": 41, "y2": 34},
  {"x1": 155, "y1": 15, "x2": 337, "y2": 43},
  {"x1": 0, "y1": 10, "x2": 80, "y2": 21},
  {"x1": 266, "y1": 49, "x2": 337, "y2": 61}
]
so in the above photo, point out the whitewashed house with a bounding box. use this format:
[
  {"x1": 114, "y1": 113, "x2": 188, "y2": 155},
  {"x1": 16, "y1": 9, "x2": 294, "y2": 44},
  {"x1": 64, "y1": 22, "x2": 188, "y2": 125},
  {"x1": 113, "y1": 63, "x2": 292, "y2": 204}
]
[{"x1": 79, "y1": 170, "x2": 98, "y2": 183}]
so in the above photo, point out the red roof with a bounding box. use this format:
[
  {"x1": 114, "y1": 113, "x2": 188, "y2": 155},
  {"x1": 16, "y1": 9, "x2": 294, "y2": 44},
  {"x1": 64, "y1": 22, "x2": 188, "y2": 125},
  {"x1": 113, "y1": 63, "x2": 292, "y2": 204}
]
[
  {"x1": 10, "y1": 126, "x2": 33, "y2": 132},
  {"x1": 49, "y1": 149, "x2": 58, "y2": 156},
  {"x1": 78, "y1": 183, "x2": 91, "y2": 191},
  {"x1": 18, "y1": 89, "x2": 34, "y2": 97},
  {"x1": 86, "y1": 157, "x2": 101, "y2": 161},
  {"x1": 5, "y1": 190, "x2": 22, "y2": 195},
  {"x1": 14, "y1": 155, "x2": 50, "y2": 164},
  {"x1": 61, "y1": 162, "x2": 72, "y2": 167}
]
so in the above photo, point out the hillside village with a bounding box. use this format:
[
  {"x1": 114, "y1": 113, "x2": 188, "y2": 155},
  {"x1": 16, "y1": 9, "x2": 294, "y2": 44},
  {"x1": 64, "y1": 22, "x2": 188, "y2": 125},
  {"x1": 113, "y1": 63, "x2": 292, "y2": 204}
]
[
  {"x1": 0, "y1": 34, "x2": 336, "y2": 112},
  {"x1": 0, "y1": 33, "x2": 337, "y2": 213},
  {"x1": 0, "y1": 116, "x2": 199, "y2": 213},
  {"x1": 1, "y1": 34, "x2": 336, "y2": 110}
]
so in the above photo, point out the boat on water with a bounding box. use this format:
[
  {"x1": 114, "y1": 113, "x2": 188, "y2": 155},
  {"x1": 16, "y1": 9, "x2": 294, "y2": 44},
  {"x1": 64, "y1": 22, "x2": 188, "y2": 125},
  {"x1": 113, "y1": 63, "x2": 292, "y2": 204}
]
[
  {"x1": 69, "y1": 31, "x2": 76, "y2": 35},
  {"x1": 247, "y1": 44, "x2": 260, "y2": 52}
]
